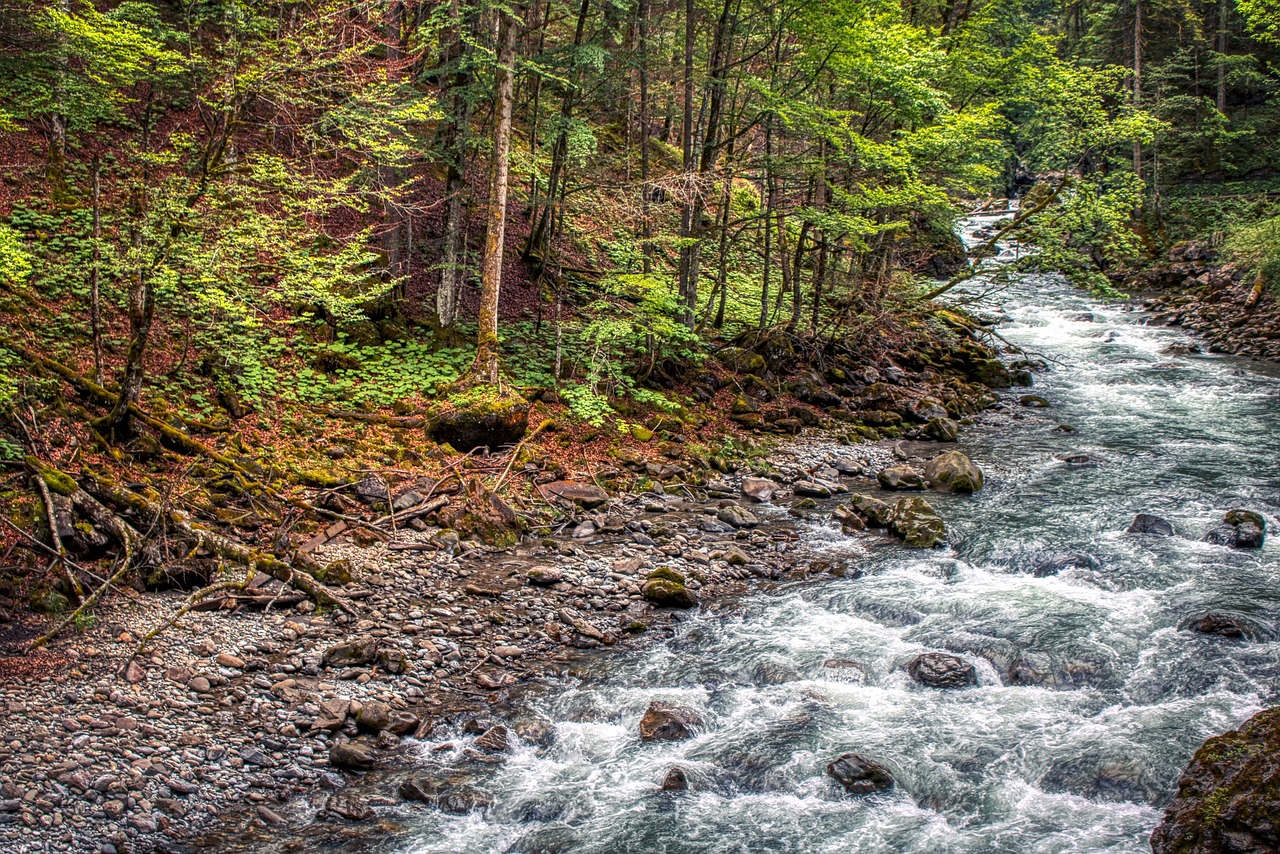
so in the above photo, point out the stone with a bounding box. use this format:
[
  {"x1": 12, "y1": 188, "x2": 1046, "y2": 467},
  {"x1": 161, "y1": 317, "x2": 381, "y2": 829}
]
[
  {"x1": 354, "y1": 476, "x2": 390, "y2": 504},
  {"x1": 717, "y1": 346, "x2": 767, "y2": 374},
  {"x1": 741, "y1": 477, "x2": 776, "y2": 503},
  {"x1": 328, "y1": 741, "x2": 376, "y2": 771},
  {"x1": 214, "y1": 653, "x2": 245, "y2": 669},
  {"x1": 890, "y1": 497, "x2": 946, "y2": 548},
  {"x1": 641, "y1": 578, "x2": 697, "y2": 608},
  {"x1": 1033, "y1": 552, "x2": 1101, "y2": 577},
  {"x1": 255, "y1": 805, "x2": 285, "y2": 825},
  {"x1": 906, "y1": 652, "x2": 976, "y2": 688},
  {"x1": 122, "y1": 661, "x2": 146, "y2": 684},
  {"x1": 356, "y1": 701, "x2": 392, "y2": 732},
  {"x1": 792, "y1": 480, "x2": 833, "y2": 498},
  {"x1": 322, "y1": 637, "x2": 379, "y2": 668},
  {"x1": 538, "y1": 481, "x2": 610, "y2": 509},
  {"x1": 1151, "y1": 708, "x2": 1280, "y2": 854},
  {"x1": 376, "y1": 646, "x2": 411, "y2": 674},
  {"x1": 923, "y1": 451, "x2": 983, "y2": 493},
  {"x1": 325, "y1": 794, "x2": 374, "y2": 821},
  {"x1": 639, "y1": 702, "x2": 703, "y2": 742},
  {"x1": 312, "y1": 698, "x2": 350, "y2": 731},
  {"x1": 716, "y1": 505, "x2": 759, "y2": 529},
  {"x1": 826, "y1": 753, "x2": 894, "y2": 795},
  {"x1": 924, "y1": 417, "x2": 959, "y2": 442},
  {"x1": 187, "y1": 676, "x2": 211, "y2": 694},
  {"x1": 877, "y1": 466, "x2": 926, "y2": 491},
  {"x1": 972, "y1": 359, "x2": 1013, "y2": 388},
  {"x1": 1127, "y1": 514, "x2": 1175, "y2": 536},
  {"x1": 849, "y1": 494, "x2": 894, "y2": 527},
  {"x1": 660, "y1": 767, "x2": 689, "y2": 792},
  {"x1": 474, "y1": 725, "x2": 509, "y2": 752},
  {"x1": 526, "y1": 565, "x2": 565, "y2": 585},
  {"x1": 1020, "y1": 394, "x2": 1050, "y2": 407},
  {"x1": 1183, "y1": 613, "x2": 1269, "y2": 642},
  {"x1": 428, "y1": 395, "x2": 530, "y2": 452},
  {"x1": 1206, "y1": 509, "x2": 1268, "y2": 549}
]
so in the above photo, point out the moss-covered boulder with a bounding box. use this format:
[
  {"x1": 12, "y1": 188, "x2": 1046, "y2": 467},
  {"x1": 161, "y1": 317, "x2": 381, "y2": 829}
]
[
  {"x1": 972, "y1": 359, "x2": 1013, "y2": 389},
  {"x1": 890, "y1": 497, "x2": 946, "y2": 547},
  {"x1": 717, "y1": 346, "x2": 767, "y2": 375},
  {"x1": 924, "y1": 451, "x2": 983, "y2": 493},
  {"x1": 1151, "y1": 706, "x2": 1280, "y2": 854},
  {"x1": 428, "y1": 388, "x2": 530, "y2": 452},
  {"x1": 642, "y1": 568, "x2": 697, "y2": 608},
  {"x1": 850, "y1": 494, "x2": 894, "y2": 527}
]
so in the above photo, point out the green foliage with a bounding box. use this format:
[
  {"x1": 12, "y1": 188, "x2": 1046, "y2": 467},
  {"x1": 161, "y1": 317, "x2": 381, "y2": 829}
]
[{"x1": 1226, "y1": 214, "x2": 1280, "y2": 290}]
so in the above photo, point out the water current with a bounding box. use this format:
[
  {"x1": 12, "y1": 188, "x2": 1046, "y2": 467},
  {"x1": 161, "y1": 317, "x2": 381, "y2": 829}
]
[{"x1": 397, "y1": 213, "x2": 1280, "y2": 854}]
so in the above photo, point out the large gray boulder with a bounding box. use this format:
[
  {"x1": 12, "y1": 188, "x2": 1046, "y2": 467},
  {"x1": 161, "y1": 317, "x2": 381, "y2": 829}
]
[{"x1": 923, "y1": 451, "x2": 983, "y2": 493}]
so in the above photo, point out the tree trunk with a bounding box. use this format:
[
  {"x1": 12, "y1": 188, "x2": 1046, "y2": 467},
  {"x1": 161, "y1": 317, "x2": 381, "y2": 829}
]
[
  {"x1": 471, "y1": 5, "x2": 519, "y2": 385},
  {"x1": 436, "y1": 0, "x2": 473, "y2": 329},
  {"x1": 676, "y1": 0, "x2": 697, "y2": 327},
  {"x1": 1132, "y1": 0, "x2": 1143, "y2": 178},
  {"x1": 1216, "y1": 0, "x2": 1228, "y2": 114},
  {"x1": 638, "y1": 0, "x2": 652, "y2": 274},
  {"x1": 90, "y1": 155, "x2": 103, "y2": 382}
]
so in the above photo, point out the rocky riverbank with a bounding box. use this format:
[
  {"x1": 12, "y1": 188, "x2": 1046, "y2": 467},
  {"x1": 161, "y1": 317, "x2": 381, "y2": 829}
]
[
  {"x1": 4, "y1": 426, "x2": 1022, "y2": 854},
  {"x1": 1131, "y1": 241, "x2": 1280, "y2": 361}
]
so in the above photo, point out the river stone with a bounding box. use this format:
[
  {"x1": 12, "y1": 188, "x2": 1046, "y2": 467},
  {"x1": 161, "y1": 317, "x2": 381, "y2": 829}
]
[
  {"x1": 793, "y1": 480, "x2": 833, "y2": 498},
  {"x1": 826, "y1": 753, "x2": 895, "y2": 795},
  {"x1": 356, "y1": 701, "x2": 392, "y2": 732},
  {"x1": 312, "y1": 697, "x2": 351, "y2": 731},
  {"x1": 475, "y1": 725, "x2": 509, "y2": 752},
  {"x1": 741, "y1": 477, "x2": 776, "y2": 502},
  {"x1": 1183, "y1": 613, "x2": 1269, "y2": 642},
  {"x1": 639, "y1": 702, "x2": 703, "y2": 742},
  {"x1": 1151, "y1": 707, "x2": 1280, "y2": 854},
  {"x1": 890, "y1": 497, "x2": 946, "y2": 548},
  {"x1": 906, "y1": 397, "x2": 948, "y2": 423},
  {"x1": 716, "y1": 505, "x2": 759, "y2": 529},
  {"x1": 1210, "y1": 509, "x2": 1267, "y2": 549},
  {"x1": 924, "y1": 417, "x2": 960, "y2": 442},
  {"x1": 325, "y1": 793, "x2": 374, "y2": 821},
  {"x1": 323, "y1": 636, "x2": 379, "y2": 668},
  {"x1": 329, "y1": 741, "x2": 376, "y2": 771},
  {"x1": 906, "y1": 652, "x2": 976, "y2": 688},
  {"x1": 641, "y1": 569, "x2": 697, "y2": 608},
  {"x1": 972, "y1": 359, "x2": 1013, "y2": 388},
  {"x1": 822, "y1": 659, "x2": 870, "y2": 684},
  {"x1": 850, "y1": 494, "x2": 894, "y2": 527},
  {"x1": 1127, "y1": 514, "x2": 1175, "y2": 536},
  {"x1": 538, "y1": 481, "x2": 610, "y2": 509},
  {"x1": 526, "y1": 565, "x2": 564, "y2": 586},
  {"x1": 923, "y1": 451, "x2": 983, "y2": 493},
  {"x1": 1033, "y1": 552, "x2": 1102, "y2": 577},
  {"x1": 660, "y1": 766, "x2": 689, "y2": 792},
  {"x1": 877, "y1": 466, "x2": 926, "y2": 490},
  {"x1": 1202, "y1": 524, "x2": 1241, "y2": 547}
]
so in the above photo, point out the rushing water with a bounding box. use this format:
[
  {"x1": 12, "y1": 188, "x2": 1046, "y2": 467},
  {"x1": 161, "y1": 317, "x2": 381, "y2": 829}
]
[{"x1": 397, "y1": 214, "x2": 1280, "y2": 854}]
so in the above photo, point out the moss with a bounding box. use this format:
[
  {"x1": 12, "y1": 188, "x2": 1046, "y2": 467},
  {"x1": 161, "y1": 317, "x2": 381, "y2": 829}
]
[
  {"x1": 29, "y1": 587, "x2": 69, "y2": 614},
  {"x1": 26, "y1": 456, "x2": 76, "y2": 496},
  {"x1": 295, "y1": 468, "x2": 344, "y2": 488},
  {"x1": 646, "y1": 566, "x2": 686, "y2": 584}
]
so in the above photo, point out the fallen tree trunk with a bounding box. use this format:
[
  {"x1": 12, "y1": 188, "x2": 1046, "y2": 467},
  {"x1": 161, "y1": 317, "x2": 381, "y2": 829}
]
[{"x1": 80, "y1": 470, "x2": 359, "y2": 617}]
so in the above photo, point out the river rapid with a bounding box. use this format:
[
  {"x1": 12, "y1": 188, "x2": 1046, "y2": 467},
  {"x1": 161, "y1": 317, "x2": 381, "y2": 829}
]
[{"x1": 394, "y1": 214, "x2": 1280, "y2": 854}]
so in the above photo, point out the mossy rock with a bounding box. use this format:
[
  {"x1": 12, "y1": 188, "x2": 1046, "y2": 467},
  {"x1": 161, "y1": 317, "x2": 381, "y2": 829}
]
[
  {"x1": 296, "y1": 469, "x2": 344, "y2": 488},
  {"x1": 641, "y1": 578, "x2": 698, "y2": 608},
  {"x1": 315, "y1": 559, "x2": 355, "y2": 585},
  {"x1": 630, "y1": 424, "x2": 655, "y2": 442},
  {"x1": 428, "y1": 388, "x2": 530, "y2": 452},
  {"x1": 647, "y1": 566, "x2": 687, "y2": 585},
  {"x1": 890, "y1": 497, "x2": 946, "y2": 548}
]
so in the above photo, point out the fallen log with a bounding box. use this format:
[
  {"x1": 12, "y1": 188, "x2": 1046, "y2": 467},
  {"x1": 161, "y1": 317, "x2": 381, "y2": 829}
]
[{"x1": 79, "y1": 470, "x2": 359, "y2": 617}]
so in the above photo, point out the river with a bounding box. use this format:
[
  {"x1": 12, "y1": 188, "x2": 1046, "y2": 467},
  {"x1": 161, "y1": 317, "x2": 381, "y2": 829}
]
[{"x1": 392, "y1": 214, "x2": 1280, "y2": 854}]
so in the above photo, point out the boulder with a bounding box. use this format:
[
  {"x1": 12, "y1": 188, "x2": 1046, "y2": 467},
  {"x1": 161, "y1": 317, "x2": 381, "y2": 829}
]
[
  {"x1": 329, "y1": 741, "x2": 377, "y2": 771},
  {"x1": 924, "y1": 417, "x2": 960, "y2": 442},
  {"x1": 639, "y1": 702, "x2": 703, "y2": 742},
  {"x1": 641, "y1": 569, "x2": 697, "y2": 608},
  {"x1": 792, "y1": 480, "x2": 833, "y2": 498},
  {"x1": 905, "y1": 397, "x2": 948, "y2": 423},
  {"x1": 717, "y1": 346, "x2": 767, "y2": 374},
  {"x1": 890, "y1": 497, "x2": 946, "y2": 548},
  {"x1": 741, "y1": 477, "x2": 776, "y2": 503},
  {"x1": 716, "y1": 505, "x2": 759, "y2": 529},
  {"x1": 1182, "y1": 613, "x2": 1270, "y2": 642},
  {"x1": 660, "y1": 767, "x2": 689, "y2": 792},
  {"x1": 311, "y1": 697, "x2": 351, "y2": 732},
  {"x1": 474, "y1": 725, "x2": 509, "y2": 752},
  {"x1": 923, "y1": 451, "x2": 983, "y2": 494},
  {"x1": 877, "y1": 466, "x2": 926, "y2": 491},
  {"x1": 353, "y1": 476, "x2": 390, "y2": 504},
  {"x1": 538, "y1": 481, "x2": 610, "y2": 509},
  {"x1": 1204, "y1": 509, "x2": 1267, "y2": 549},
  {"x1": 1127, "y1": 514, "x2": 1175, "y2": 536},
  {"x1": 428, "y1": 393, "x2": 529, "y2": 452},
  {"x1": 826, "y1": 753, "x2": 895, "y2": 795},
  {"x1": 355, "y1": 701, "x2": 392, "y2": 732},
  {"x1": 526, "y1": 565, "x2": 564, "y2": 586},
  {"x1": 322, "y1": 637, "x2": 378, "y2": 669},
  {"x1": 849, "y1": 494, "x2": 894, "y2": 527},
  {"x1": 1151, "y1": 707, "x2": 1280, "y2": 854},
  {"x1": 906, "y1": 652, "x2": 976, "y2": 688},
  {"x1": 376, "y1": 646, "x2": 411, "y2": 675},
  {"x1": 972, "y1": 359, "x2": 1013, "y2": 388}
]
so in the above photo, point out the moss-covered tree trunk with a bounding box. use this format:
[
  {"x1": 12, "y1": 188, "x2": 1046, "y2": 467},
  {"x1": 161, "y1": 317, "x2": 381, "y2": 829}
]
[{"x1": 470, "y1": 4, "x2": 518, "y2": 386}]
